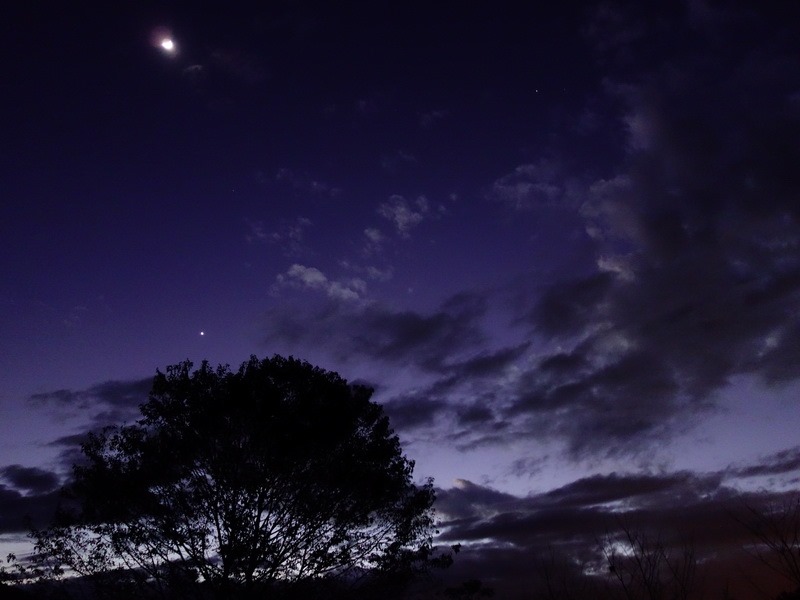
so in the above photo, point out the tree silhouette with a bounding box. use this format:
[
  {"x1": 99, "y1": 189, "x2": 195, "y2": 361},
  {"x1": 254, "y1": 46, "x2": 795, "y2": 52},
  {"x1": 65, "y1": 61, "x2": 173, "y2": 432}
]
[
  {"x1": 33, "y1": 356, "x2": 444, "y2": 599},
  {"x1": 600, "y1": 523, "x2": 700, "y2": 600},
  {"x1": 738, "y1": 497, "x2": 800, "y2": 600}
]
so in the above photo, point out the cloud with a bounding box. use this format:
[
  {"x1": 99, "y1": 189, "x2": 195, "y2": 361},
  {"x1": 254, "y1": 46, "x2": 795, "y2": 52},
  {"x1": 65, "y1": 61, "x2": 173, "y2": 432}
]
[
  {"x1": 253, "y1": 3, "x2": 800, "y2": 471},
  {"x1": 30, "y1": 378, "x2": 151, "y2": 412},
  {"x1": 380, "y1": 150, "x2": 417, "y2": 174},
  {"x1": 382, "y1": 343, "x2": 533, "y2": 436},
  {"x1": 444, "y1": 343, "x2": 531, "y2": 381},
  {"x1": 436, "y1": 470, "x2": 737, "y2": 548},
  {"x1": 355, "y1": 98, "x2": 378, "y2": 114},
  {"x1": 63, "y1": 304, "x2": 88, "y2": 328},
  {"x1": 363, "y1": 228, "x2": 385, "y2": 244},
  {"x1": 297, "y1": 330, "x2": 541, "y2": 448},
  {"x1": 363, "y1": 227, "x2": 387, "y2": 254},
  {"x1": 583, "y1": 1, "x2": 647, "y2": 62},
  {"x1": 175, "y1": 42, "x2": 268, "y2": 106},
  {"x1": 27, "y1": 378, "x2": 152, "y2": 437},
  {"x1": 286, "y1": 264, "x2": 327, "y2": 288},
  {"x1": 364, "y1": 265, "x2": 393, "y2": 282},
  {"x1": 0, "y1": 465, "x2": 59, "y2": 495},
  {"x1": 378, "y1": 195, "x2": 430, "y2": 236},
  {"x1": 381, "y1": 395, "x2": 449, "y2": 431},
  {"x1": 507, "y1": 346, "x2": 685, "y2": 459},
  {"x1": 182, "y1": 64, "x2": 205, "y2": 82},
  {"x1": 266, "y1": 276, "x2": 528, "y2": 436},
  {"x1": 357, "y1": 293, "x2": 486, "y2": 367},
  {"x1": 419, "y1": 109, "x2": 449, "y2": 128},
  {"x1": 539, "y1": 471, "x2": 723, "y2": 509},
  {"x1": 456, "y1": 404, "x2": 494, "y2": 426},
  {"x1": 274, "y1": 168, "x2": 342, "y2": 198},
  {"x1": 246, "y1": 217, "x2": 313, "y2": 257},
  {"x1": 437, "y1": 478, "x2": 519, "y2": 518},
  {"x1": 274, "y1": 264, "x2": 366, "y2": 302},
  {"x1": 488, "y1": 159, "x2": 567, "y2": 210},
  {"x1": 46, "y1": 433, "x2": 94, "y2": 471},
  {"x1": 431, "y1": 466, "x2": 797, "y2": 598},
  {"x1": 338, "y1": 260, "x2": 393, "y2": 282},
  {"x1": 496, "y1": 2, "x2": 800, "y2": 458},
  {"x1": 303, "y1": 3, "x2": 796, "y2": 465},
  {"x1": 265, "y1": 291, "x2": 488, "y2": 372},
  {"x1": 728, "y1": 446, "x2": 800, "y2": 479}
]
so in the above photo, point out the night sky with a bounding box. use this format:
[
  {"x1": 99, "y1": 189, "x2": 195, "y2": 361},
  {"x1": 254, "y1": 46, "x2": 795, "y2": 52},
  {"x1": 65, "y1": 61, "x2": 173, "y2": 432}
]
[{"x1": 3, "y1": 2, "x2": 800, "y2": 597}]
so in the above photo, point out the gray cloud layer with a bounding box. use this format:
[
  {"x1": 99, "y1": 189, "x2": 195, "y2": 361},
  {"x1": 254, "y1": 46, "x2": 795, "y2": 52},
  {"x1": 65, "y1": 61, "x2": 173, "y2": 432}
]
[
  {"x1": 269, "y1": 0, "x2": 800, "y2": 462},
  {"x1": 435, "y1": 453, "x2": 800, "y2": 599},
  {"x1": 500, "y1": 1, "x2": 800, "y2": 457}
]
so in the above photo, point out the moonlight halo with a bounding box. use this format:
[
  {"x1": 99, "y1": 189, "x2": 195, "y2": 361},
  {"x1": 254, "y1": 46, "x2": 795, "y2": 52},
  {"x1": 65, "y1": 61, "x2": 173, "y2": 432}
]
[{"x1": 151, "y1": 26, "x2": 177, "y2": 55}]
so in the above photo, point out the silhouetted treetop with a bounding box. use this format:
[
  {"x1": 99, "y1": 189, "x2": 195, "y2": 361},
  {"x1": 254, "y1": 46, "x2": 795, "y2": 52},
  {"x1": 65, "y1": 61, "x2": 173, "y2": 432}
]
[{"x1": 34, "y1": 355, "x2": 442, "y2": 599}]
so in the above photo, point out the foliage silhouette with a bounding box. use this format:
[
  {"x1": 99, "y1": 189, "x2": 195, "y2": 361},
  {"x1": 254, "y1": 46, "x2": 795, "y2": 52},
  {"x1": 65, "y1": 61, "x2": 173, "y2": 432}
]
[{"x1": 33, "y1": 356, "x2": 445, "y2": 599}]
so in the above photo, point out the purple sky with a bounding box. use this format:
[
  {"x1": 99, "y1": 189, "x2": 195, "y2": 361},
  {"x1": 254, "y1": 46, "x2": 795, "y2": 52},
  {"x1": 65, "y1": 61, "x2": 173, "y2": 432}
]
[{"x1": 2, "y1": 2, "x2": 800, "y2": 597}]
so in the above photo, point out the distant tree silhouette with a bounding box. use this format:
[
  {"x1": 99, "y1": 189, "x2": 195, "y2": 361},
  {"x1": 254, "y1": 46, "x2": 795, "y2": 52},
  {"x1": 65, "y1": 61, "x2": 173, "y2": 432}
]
[
  {"x1": 738, "y1": 497, "x2": 800, "y2": 599},
  {"x1": 531, "y1": 548, "x2": 605, "y2": 600},
  {"x1": 33, "y1": 356, "x2": 447, "y2": 600},
  {"x1": 600, "y1": 523, "x2": 700, "y2": 600}
]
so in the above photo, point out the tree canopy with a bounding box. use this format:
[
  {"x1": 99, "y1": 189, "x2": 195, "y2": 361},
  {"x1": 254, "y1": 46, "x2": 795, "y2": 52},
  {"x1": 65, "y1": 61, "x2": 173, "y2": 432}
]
[{"x1": 34, "y1": 356, "x2": 443, "y2": 599}]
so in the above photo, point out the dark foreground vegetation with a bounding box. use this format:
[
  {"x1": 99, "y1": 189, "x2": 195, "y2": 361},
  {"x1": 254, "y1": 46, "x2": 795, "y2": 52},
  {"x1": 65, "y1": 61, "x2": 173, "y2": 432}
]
[
  {"x1": 2, "y1": 356, "x2": 800, "y2": 600},
  {"x1": 1, "y1": 356, "x2": 457, "y2": 600}
]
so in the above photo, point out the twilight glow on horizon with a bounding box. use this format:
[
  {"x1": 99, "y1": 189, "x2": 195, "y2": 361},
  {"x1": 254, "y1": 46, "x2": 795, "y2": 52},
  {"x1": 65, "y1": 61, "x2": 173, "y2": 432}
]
[{"x1": 2, "y1": 2, "x2": 800, "y2": 598}]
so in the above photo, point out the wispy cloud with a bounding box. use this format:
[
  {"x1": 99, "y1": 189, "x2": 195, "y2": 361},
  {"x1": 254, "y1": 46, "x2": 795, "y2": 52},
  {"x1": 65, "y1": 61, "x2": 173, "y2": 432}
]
[
  {"x1": 378, "y1": 195, "x2": 430, "y2": 236},
  {"x1": 363, "y1": 227, "x2": 387, "y2": 254},
  {"x1": 273, "y1": 168, "x2": 342, "y2": 198},
  {"x1": 488, "y1": 159, "x2": 573, "y2": 210},
  {"x1": 419, "y1": 109, "x2": 449, "y2": 128},
  {"x1": 246, "y1": 217, "x2": 313, "y2": 257},
  {"x1": 381, "y1": 149, "x2": 417, "y2": 174},
  {"x1": 274, "y1": 264, "x2": 366, "y2": 302},
  {"x1": 339, "y1": 260, "x2": 393, "y2": 282},
  {"x1": 728, "y1": 446, "x2": 800, "y2": 479}
]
